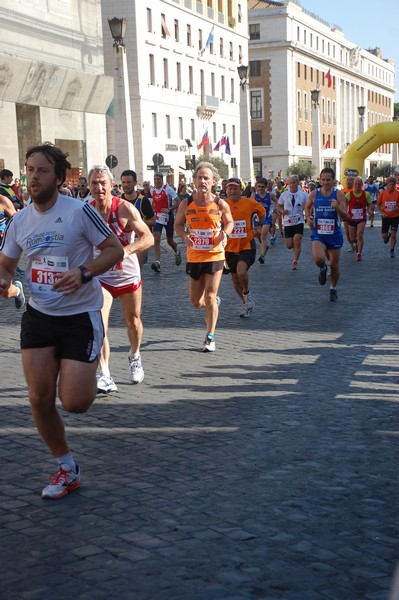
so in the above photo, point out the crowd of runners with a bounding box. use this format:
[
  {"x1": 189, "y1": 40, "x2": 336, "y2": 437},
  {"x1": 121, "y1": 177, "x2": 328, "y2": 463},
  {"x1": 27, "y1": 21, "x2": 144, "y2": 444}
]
[{"x1": 1, "y1": 142, "x2": 399, "y2": 499}]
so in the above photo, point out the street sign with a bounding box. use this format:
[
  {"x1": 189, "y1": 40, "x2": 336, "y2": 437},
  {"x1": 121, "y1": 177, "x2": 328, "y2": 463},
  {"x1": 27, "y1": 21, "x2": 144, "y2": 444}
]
[
  {"x1": 152, "y1": 153, "x2": 164, "y2": 166},
  {"x1": 105, "y1": 155, "x2": 118, "y2": 169},
  {"x1": 147, "y1": 164, "x2": 171, "y2": 173}
]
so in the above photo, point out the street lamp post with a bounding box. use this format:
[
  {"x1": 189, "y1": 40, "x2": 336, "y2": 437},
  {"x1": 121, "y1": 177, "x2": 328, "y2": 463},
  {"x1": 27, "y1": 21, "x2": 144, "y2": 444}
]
[
  {"x1": 357, "y1": 106, "x2": 366, "y2": 136},
  {"x1": 237, "y1": 64, "x2": 253, "y2": 184},
  {"x1": 108, "y1": 17, "x2": 135, "y2": 171},
  {"x1": 311, "y1": 87, "x2": 321, "y2": 174},
  {"x1": 357, "y1": 106, "x2": 366, "y2": 176}
]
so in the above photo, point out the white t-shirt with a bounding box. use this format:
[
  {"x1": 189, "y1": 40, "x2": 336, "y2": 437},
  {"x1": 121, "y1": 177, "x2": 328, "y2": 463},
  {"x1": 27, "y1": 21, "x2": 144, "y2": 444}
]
[
  {"x1": 278, "y1": 189, "x2": 308, "y2": 226},
  {"x1": 1, "y1": 195, "x2": 112, "y2": 316}
]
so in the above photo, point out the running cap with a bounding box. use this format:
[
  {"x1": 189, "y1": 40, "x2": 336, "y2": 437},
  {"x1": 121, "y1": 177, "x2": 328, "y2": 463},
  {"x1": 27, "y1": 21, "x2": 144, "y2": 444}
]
[{"x1": 226, "y1": 177, "x2": 242, "y2": 187}]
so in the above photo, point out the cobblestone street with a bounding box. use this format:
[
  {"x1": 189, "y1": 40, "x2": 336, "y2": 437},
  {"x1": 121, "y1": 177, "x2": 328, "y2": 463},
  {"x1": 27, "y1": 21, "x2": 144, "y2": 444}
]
[{"x1": 1, "y1": 220, "x2": 398, "y2": 600}]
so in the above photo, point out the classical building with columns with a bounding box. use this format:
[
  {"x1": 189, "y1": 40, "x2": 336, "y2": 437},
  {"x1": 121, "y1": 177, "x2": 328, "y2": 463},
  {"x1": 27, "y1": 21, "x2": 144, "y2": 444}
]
[
  {"x1": 0, "y1": 0, "x2": 113, "y2": 179},
  {"x1": 101, "y1": 0, "x2": 250, "y2": 184},
  {"x1": 248, "y1": 0, "x2": 396, "y2": 180}
]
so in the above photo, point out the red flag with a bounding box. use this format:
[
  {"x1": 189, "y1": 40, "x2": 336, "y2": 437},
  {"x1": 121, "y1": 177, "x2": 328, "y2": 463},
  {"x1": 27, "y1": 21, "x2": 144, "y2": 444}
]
[
  {"x1": 325, "y1": 69, "x2": 332, "y2": 88},
  {"x1": 324, "y1": 138, "x2": 330, "y2": 149},
  {"x1": 197, "y1": 130, "x2": 209, "y2": 150}
]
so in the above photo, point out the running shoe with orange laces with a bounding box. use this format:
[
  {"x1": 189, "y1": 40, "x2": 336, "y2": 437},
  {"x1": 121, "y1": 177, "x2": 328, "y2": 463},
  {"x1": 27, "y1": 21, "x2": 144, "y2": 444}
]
[{"x1": 42, "y1": 465, "x2": 81, "y2": 499}]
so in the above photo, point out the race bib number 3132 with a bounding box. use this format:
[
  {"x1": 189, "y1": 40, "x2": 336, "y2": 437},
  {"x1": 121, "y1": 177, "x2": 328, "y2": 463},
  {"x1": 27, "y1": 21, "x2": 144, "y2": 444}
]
[{"x1": 31, "y1": 255, "x2": 69, "y2": 293}]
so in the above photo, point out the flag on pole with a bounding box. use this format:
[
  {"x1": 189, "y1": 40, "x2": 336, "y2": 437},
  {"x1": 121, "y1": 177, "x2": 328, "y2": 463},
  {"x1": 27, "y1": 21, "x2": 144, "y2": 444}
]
[
  {"x1": 197, "y1": 130, "x2": 209, "y2": 150},
  {"x1": 199, "y1": 26, "x2": 214, "y2": 57},
  {"x1": 324, "y1": 138, "x2": 330, "y2": 149},
  {"x1": 325, "y1": 69, "x2": 332, "y2": 88},
  {"x1": 213, "y1": 134, "x2": 231, "y2": 155}
]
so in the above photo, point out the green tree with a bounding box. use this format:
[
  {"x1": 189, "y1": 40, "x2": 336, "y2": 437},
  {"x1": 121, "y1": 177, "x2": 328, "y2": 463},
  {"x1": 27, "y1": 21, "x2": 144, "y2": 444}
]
[
  {"x1": 373, "y1": 162, "x2": 393, "y2": 177},
  {"x1": 394, "y1": 102, "x2": 399, "y2": 120},
  {"x1": 196, "y1": 154, "x2": 229, "y2": 180},
  {"x1": 286, "y1": 160, "x2": 317, "y2": 180}
]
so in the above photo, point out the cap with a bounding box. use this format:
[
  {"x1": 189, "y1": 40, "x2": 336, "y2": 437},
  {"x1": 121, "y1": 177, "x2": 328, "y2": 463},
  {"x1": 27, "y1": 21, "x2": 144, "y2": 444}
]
[
  {"x1": 308, "y1": 181, "x2": 315, "y2": 186},
  {"x1": 226, "y1": 177, "x2": 242, "y2": 187}
]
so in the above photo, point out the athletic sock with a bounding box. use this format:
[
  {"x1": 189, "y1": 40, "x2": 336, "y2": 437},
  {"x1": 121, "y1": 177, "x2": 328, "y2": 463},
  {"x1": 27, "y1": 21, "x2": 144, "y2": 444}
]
[{"x1": 57, "y1": 453, "x2": 76, "y2": 472}]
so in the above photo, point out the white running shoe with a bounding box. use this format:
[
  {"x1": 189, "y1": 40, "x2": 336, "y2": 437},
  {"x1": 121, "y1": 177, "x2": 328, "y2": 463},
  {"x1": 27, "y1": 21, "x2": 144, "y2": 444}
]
[
  {"x1": 202, "y1": 335, "x2": 216, "y2": 352},
  {"x1": 239, "y1": 299, "x2": 255, "y2": 318},
  {"x1": 42, "y1": 465, "x2": 80, "y2": 499},
  {"x1": 129, "y1": 355, "x2": 145, "y2": 384},
  {"x1": 216, "y1": 296, "x2": 221, "y2": 307},
  {"x1": 97, "y1": 372, "x2": 118, "y2": 393}
]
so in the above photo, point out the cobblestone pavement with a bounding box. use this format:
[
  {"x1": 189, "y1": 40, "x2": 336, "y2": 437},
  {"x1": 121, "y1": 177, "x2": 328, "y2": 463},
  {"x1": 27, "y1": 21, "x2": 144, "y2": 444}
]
[{"x1": 1, "y1": 218, "x2": 399, "y2": 600}]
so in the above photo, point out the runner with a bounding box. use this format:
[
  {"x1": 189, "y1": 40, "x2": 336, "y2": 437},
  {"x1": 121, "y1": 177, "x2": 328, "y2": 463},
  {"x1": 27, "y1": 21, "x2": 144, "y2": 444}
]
[
  {"x1": 363, "y1": 175, "x2": 379, "y2": 227},
  {"x1": 305, "y1": 167, "x2": 347, "y2": 302},
  {"x1": 0, "y1": 142, "x2": 123, "y2": 498},
  {"x1": 89, "y1": 166, "x2": 154, "y2": 391},
  {"x1": 0, "y1": 193, "x2": 25, "y2": 309},
  {"x1": 174, "y1": 162, "x2": 233, "y2": 352},
  {"x1": 377, "y1": 176, "x2": 399, "y2": 258},
  {"x1": 346, "y1": 177, "x2": 373, "y2": 261},
  {"x1": 251, "y1": 178, "x2": 276, "y2": 264},
  {"x1": 277, "y1": 175, "x2": 308, "y2": 270},
  {"x1": 224, "y1": 178, "x2": 266, "y2": 317},
  {"x1": 151, "y1": 172, "x2": 181, "y2": 273}
]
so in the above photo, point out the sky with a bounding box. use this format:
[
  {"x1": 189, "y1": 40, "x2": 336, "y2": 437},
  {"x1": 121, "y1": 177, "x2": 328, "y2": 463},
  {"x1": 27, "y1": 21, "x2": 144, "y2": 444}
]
[{"x1": 299, "y1": 0, "x2": 399, "y2": 102}]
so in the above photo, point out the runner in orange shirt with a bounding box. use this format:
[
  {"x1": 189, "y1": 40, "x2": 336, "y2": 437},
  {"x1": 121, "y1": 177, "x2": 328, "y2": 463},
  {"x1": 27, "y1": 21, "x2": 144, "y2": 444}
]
[
  {"x1": 377, "y1": 176, "x2": 399, "y2": 258},
  {"x1": 175, "y1": 162, "x2": 233, "y2": 352},
  {"x1": 224, "y1": 178, "x2": 266, "y2": 318}
]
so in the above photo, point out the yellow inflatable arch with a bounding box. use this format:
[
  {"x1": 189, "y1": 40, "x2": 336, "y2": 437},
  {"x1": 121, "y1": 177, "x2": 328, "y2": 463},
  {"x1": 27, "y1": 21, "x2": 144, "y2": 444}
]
[{"x1": 341, "y1": 121, "x2": 399, "y2": 187}]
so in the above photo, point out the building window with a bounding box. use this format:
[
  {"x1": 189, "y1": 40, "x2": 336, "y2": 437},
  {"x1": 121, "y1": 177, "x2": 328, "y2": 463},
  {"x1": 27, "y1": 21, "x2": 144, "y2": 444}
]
[
  {"x1": 174, "y1": 19, "x2": 179, "y2": 42},
  {"x1": 149, "y1": 54, "x2": 155, "y2": 85},
  {"x1": 238, "y1": 4, "x2": 242, "y2": 23},
  {"x1": 298, "y1": 130, "x2": 301, "y2": 145},
  {"x1": 250, "y1": 90, "x2": 262, "y2": 119},
  {"x1": 310, "y1": 67, "x2": 313, "y2": 82},
  {"x1": 179, "y1": 117, "x2": 183, "y2": 139},
  {"x1": 176, "y1": 63, "x2": 182, "y2": 91},
  {"x1": 229, "y1": 42, "x2": 233, "y2": 61},
  {"x1": 238, "y1": 45, "x2": 243, "y2": 63},
  {"x1": 297, "y1": 62, "x2": 300, "y2": 77},
  {"x1": 166, "y1": 115, "x2": 171, "y2": 139},
  {"x1": 249, "y1": 24, "x2": 260, "y2": 40},
  {"x1": 163, "y1": 58, "x2": 169, "y2": 88},
  {"x1": 249, "y1": 61, "x2": 261, "y2": 76},
  {"x1": 198, "y1": 29, "x2": 202, "y2": 51},
  {"x1": 152, "y1": 113, "x2": 157, "y2": 137},
  {"x1": 304, "y1": 65, "x2": 307, "y2": 80},
  {"x1": 304, "y1": 92, "x2": 308, "y2": 121},
  {"x1": 189, "y1": 65, "x2": 193, "y2": 94},
  {"x1": 147, "y1": 8, "x2": 152, "y2": 33},
  {"x1": 305, "y1": 131, "x2": 308, "y2": 146},
  {"x1": 161, "y1": 14, "x2": 170, "y2": 38},
  {"x1": 221, "y1": 75, "x2": 225, "y2": 101},
  {"x1": 213, "y1": 122, "x2": 217, "y2": 142},
  {"x1": 211, "y1": 73, "x2": 215, "y2": 96},
  {"x1": 187, "y1": 24, "x2": 192, "y2": 46},
  {"x1": 231, "y1": 78, "x2": 235, "y2": 103},
  {"x1": 297, "y1": 90, "x2": 301, "y2": 120},
  {"x1": 220, "y1": 37, "x2": 224, "y2": 57},
  {"x1": 191, "y1": 118, "x2": 195, "y2": 140},
  {"x1": 232, "y1": 124, "x2": 236, "y2": 145},
  {"x1": 252, "y1": 130, "x2": 262, "y2": 146}
]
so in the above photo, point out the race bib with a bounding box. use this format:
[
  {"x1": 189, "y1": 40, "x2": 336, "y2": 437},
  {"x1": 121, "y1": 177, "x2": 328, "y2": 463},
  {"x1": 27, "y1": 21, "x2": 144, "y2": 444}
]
[
  {"x1": 31, "y1": 255, "x2": 68, "y2": 293},
  {"x1": 317, "y1": 219, "x2": 335, "y2": 235},
  {"x1": 286, "y1": 214, "x2": 301, "y2": 225},
  {"x1": 156, "y1": 211, "x2": 169, "y2": 225},
  {"x1": 385, "y1": 201, "x2": 397, "y2": 213},
  {"x1": 94, "y1": 248, "x2": 123, "y2": 278},
  {"x1": 230, "y1": 219, "x2": 247, "y2": 238},
  {"x1": 190, "y1": 229, "x2": 213, "y2": 250},
  {"x1": 351, "y1": 208, "x2": 363, "y2": 220}
]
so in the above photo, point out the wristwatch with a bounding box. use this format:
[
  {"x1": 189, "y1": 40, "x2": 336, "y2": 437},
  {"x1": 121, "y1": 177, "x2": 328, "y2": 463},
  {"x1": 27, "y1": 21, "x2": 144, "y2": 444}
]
[{"x1": 78, "y1": 265, "x2": 93, "y2": 283}]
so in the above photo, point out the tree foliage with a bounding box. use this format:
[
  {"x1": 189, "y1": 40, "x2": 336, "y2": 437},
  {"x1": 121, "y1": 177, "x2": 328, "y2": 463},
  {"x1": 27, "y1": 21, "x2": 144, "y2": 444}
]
[
  {"x1": 286, "y1": 160, "x2": 317, "y2": 180},
  {"x1": 394, "y1": 103, "x2": 399, "y2": 120},
  {"x1": 373, "y1": 162, "x2": 394, "y2": 177},
  {"x1": 196, "y1": 154, "x2": 229, "y2": 180}
]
